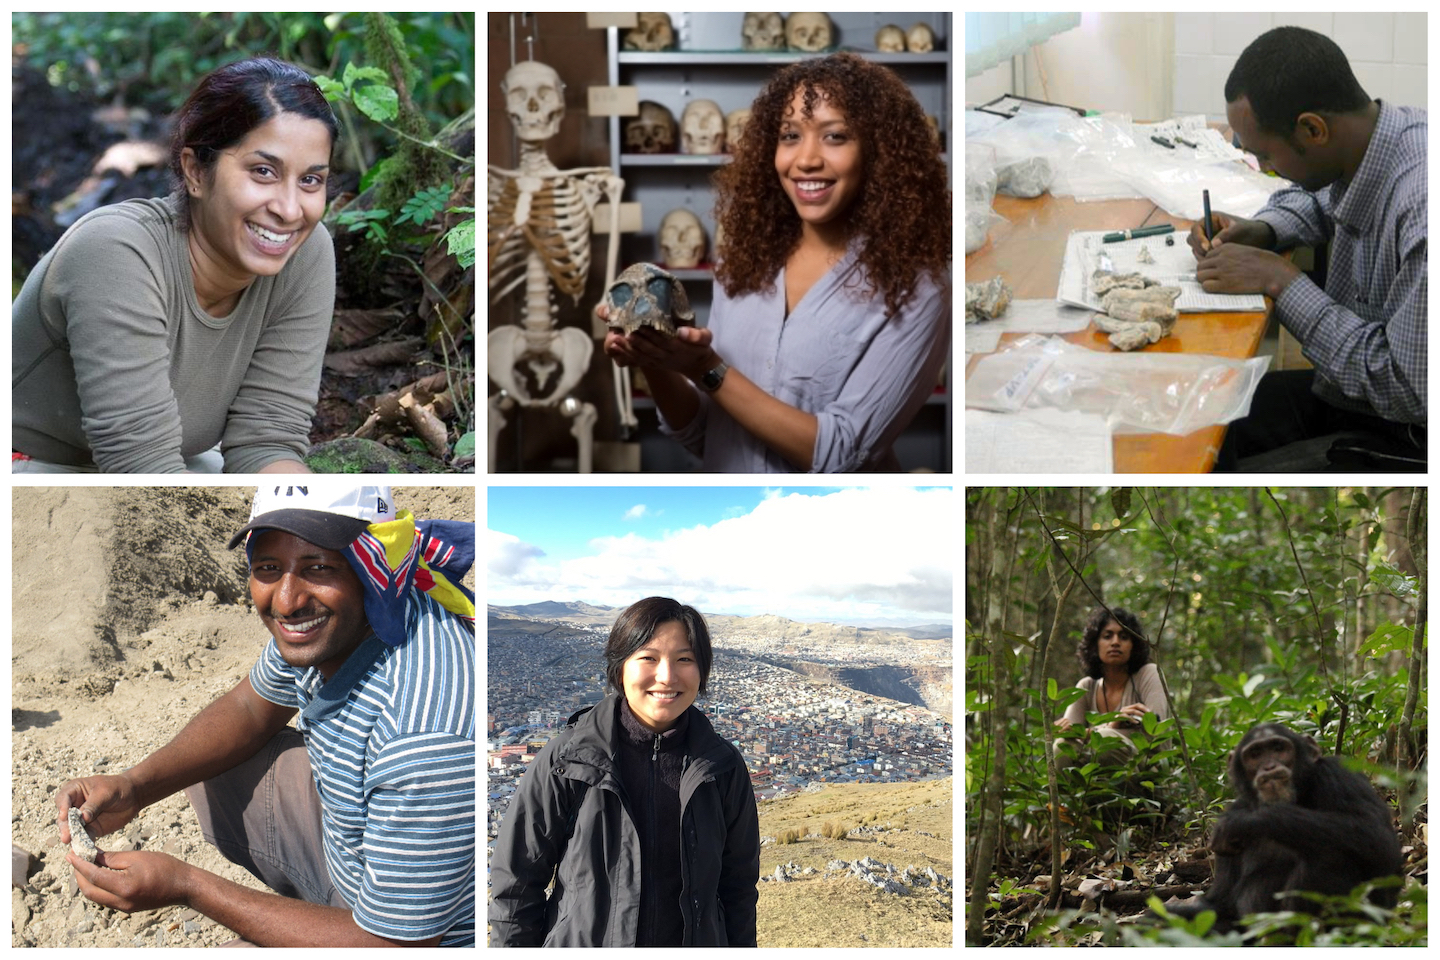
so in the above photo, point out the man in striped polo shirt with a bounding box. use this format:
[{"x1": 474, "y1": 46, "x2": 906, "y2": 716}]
[{"x1": 57, "y1": 485, "x2": 476, "y2": 946}]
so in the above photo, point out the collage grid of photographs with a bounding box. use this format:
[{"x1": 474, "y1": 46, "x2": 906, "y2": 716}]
[{"x1": 2, "y1": 9, "x2": 1429, "y2": 951}]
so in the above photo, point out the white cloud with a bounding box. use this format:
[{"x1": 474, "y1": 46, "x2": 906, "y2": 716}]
[
  {"x1": 623, "y1": 504, "x2": 648, "y2": 520},
  {"x1": 486, "y1": 530, "x2": 546, "y2": 579},
  {"x1": 488, "y1": 488, "x2": 953, "y2": 622}
]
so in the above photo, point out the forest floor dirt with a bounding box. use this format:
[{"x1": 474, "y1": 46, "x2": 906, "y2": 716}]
[{"x1": 11, "y1": 486, "x2": 472, "y2": 947}]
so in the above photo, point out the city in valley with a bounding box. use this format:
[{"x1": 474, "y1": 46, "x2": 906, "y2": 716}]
[{"x1": 487, "y1": 601, "x2": 953, "y2": 841}]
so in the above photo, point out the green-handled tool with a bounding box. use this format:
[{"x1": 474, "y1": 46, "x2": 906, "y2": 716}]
[{"x1": 1101, "y1": 224, "x2": 1176, "y2": 244}]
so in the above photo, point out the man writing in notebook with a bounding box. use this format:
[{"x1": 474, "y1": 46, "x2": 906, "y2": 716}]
[{"x1": 1189, "y1": 26, "x2": 1425, "y2": 471}]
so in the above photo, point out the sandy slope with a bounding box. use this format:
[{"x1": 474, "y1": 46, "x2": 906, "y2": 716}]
[{"x1": 11, "y1": 486, "x2": 473, "y2": 947}]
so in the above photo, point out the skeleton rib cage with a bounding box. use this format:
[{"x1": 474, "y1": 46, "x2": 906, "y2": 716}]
[{"x1": 487, "y1": 171, "x2": 601, "y2": 305}]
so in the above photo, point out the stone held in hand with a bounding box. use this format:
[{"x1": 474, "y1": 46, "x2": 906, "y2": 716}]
[{"x1": 68, "y1": 808, "x2": 99, "y2": 864}]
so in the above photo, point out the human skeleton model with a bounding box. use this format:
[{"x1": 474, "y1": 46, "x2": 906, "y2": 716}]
[{"x1": 487, "y1": 60, "x2": 631, "y2": 472}]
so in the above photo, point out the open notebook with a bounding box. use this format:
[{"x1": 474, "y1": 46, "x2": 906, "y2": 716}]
[{"x1": 1057, "y1": 229, "x2": 1267, "y2": 313}]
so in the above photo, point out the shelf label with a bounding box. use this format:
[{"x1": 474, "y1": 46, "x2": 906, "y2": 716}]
[
  {"x1": 585, "y1": 13, "x2": 637, "y2": 29},
  {"x1": 588, "y1": 85, "x2": 639, "y2": 117},
  {"x1": 593, "y1": 202, "x2": 642, "y2": 234}
]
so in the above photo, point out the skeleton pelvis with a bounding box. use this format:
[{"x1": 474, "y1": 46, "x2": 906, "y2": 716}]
[{"x1": 488, "y1": 326, "x2": 593, "y2": 407}]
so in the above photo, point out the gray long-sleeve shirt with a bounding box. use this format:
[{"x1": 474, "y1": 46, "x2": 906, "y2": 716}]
[
  {"x1": 1060, "y1": 662, "x2": 1169, "y2": 727},
  {"x1": 12, "y1": 193, "x2": 334, "y2": 472},
  {"x1": 1254, "y1": 100, "x2": 1426, "y2": 424},
  {"x1": 659, "y1": 248, "x2": 952, "y2": 472}
]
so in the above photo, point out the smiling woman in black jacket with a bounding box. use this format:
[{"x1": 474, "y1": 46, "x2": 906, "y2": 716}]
[{"x1": 489, "y1": 597, "x2": 760, "y2": 947}]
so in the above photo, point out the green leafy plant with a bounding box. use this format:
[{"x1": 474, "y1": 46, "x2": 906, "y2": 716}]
[
  {"x1": 443, "y1": 207, "x2": 476, "y2": 268},
  {"x1": 394, "y1": 184, "x2": 452, "y2": 228},
  {"x1": 315, "y1": 61, "x2": 397, "y2": 123},
  {"x1": 333, "y1": 208, "x2": 390, "y2": 244}
]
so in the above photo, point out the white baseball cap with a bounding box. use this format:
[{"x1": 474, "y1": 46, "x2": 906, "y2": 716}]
[{"x1": 227, "y1": 485, "x2": 395, "y2": 550}]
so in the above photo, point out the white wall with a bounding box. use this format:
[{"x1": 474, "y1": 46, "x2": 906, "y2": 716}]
[
  {"x1": 1175, "y1": 13, "x2": 1427, "y2": 118},
  {"x1": 965, "y1": 13, "x2": 1427, "y2": 121},
  {"x1": 964, "y1": 13, "x2": 1173, "y2": 119}
]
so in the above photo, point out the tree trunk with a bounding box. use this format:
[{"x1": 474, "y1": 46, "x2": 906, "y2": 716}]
[
  {"x1": 966, "y1": 489, "x2": 1008, "y2": 944},
  {"x1": 1034, "y1": 488, "x2": 1086, "y2": 911},
  {"x1": 1399, "y1": 488, "x2": 1426, "y2": 775}
]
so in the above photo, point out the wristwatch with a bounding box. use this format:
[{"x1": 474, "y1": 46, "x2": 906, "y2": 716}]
[{"x1": 698, "y1": 360, "x2": 729, "y2": 393}]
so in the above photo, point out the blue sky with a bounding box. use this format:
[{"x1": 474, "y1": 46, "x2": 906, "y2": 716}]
[
  {"x1": 487, "y1": 486, "x2": 845, "y2": 563},
  {"x1": 487, "y1": 486, "x2": 953, "y2": 623}
]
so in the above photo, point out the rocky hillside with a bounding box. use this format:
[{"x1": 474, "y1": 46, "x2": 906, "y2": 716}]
[{"x1": 755, "y1": 778, "x2": 952, "y2": 947}]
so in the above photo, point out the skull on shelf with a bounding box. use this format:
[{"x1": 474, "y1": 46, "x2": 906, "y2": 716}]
[
  {"x1": 785, "y1": 12, "x2": 833, "y2": 52},
  {"x1": 624, "y1": 12, "x2": 676, "y2": 51},
  {"x1": 906, "y1": 22, "x2": 936, "y2": 54},
  {"x1": 603, "y1": 262, "x2": 696, "y2": 337},
  {"x1": 502, "y1": 61, "x2": 565, "y2": 143},
  {"x1": 680, "y1": 99, "x2": 725, "y2": 155},
  {"x1": 875, "y1": 25, "x2": 905, "y2": 53},
  {"x1": 624, "y1": 101, "x2": 678, "y2": 154},
  {"x1": 725, "y1": 109, "x2": 752, "y2": 152},
  {"x1": 659, "y1": 208, "x2": 706, "y2": 268},
  {"x1": 741, "y1": 12, "x2": 786, "y2": 51}
]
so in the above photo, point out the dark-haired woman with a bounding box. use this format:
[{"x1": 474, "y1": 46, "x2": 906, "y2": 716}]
[
  {"x1": 603, "y1": 52, "x2": 951, "y2": 472},
  {"x1": 490, "y1": 597, "x2": 759, "y2": 946},
  {"x1": 13, "y1": 57, "x2": 337, "y2": 473},
  {"x1": 1053, "y1": 606, "x2": 1168, "y2": 763}
]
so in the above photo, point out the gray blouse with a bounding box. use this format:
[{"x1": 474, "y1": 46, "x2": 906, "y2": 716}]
[{"x1": 659, "y1": 246, "x2": 951, "y2": 472}]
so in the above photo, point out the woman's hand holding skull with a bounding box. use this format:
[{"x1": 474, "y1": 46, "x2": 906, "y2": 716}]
[{"x1": 600, "y1": 302, "x2": 717, "y2": 380}]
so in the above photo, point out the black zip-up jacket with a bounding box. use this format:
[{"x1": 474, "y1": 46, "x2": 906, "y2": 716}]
[{"x1": 489, "y1": 694, "x2": 760, "y2": 946}]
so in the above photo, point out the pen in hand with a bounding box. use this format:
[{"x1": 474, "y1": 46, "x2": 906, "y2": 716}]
[{"x1": 1203, "y1": 189, "x2": 1214, "y2": 248}]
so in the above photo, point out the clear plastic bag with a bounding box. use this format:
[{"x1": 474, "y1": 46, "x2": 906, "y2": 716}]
[
  {"x1": 965, "y1": 334, "x2": 1270, "y2": 436},
  {"x1": 965, "y1": 145, "x2": 1003, "y2": 253}
]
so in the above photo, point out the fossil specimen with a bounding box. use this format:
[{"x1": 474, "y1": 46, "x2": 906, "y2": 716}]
[
  {"x1": 965, "y1": 276, "x2": 1013, "y2": 323},
  {"x1": 1093, "y1": 283, "x2": 1181, "y2": 350},
  {"x1": 68, "y1": 808, "x2": 98, "y2": 864},
  {"x1": 604, "y1": 262, "x2": 695, "y2": 337}
]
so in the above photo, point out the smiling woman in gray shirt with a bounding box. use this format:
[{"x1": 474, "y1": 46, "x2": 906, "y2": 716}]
[
  {"x1": 603, "y1": 53, "x2": 951, "y2": 473},
  {"x1": 12, "y1": 57, "x2": 337, "y2": 474}
]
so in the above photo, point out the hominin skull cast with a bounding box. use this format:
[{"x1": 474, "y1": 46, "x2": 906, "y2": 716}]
[
  {"x1": 603, "y1": 262, "x2": 696, "y2": 337},
  {"x1": 659, "y1": 208, "x2": 706, "y2": 268},
  {"x1": 625, "y1": 101, "x2": 678, "y2": 154},
  {"x1": 503, "y1": 61, "x2": 565, "y2": 143},
  {"x1": 875, "y1": 25, "x2": 905, "y2": 53},
  {"x1": 741, "y1": 13, "x2": 785, "y2": 50},
  {"x1": 725, "y1": 108, "x2": 752, "y2": 153},
  {"x1": 624, "y1": 12, "x2": 675, "y2": 51},
  {"x1": 680, "y1": 99, "x2": 725, "y2": 155},
  {"x1": 786, "y1": 12, "x2": 833, "y2": 52},
  {"x1": 906, "y1": 22, "x2": 936, "y2": 54}
]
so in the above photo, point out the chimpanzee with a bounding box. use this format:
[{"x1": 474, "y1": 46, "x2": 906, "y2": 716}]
[{"x1": 1168, "y1": 722, "x2": 1402, "y2": 932}]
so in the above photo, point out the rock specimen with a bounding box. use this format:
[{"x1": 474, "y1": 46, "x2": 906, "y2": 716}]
[
  {"x1": 1089, "y1": 270, "x2": 1181, "y2": 351},
  {"x1": 965, "y1": 276, "x2": 1012, "y2": 323},
  {"x1": 68, "y1": 808, "x2": 98, "y2": 864}
]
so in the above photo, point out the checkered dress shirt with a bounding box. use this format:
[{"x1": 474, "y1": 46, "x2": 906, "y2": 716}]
[{"x1": 1255, "y1": 100, "x2": 1426, "y2": 424}]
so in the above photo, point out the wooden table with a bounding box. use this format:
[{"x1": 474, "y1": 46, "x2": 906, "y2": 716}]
[{"x1": 965, "y1": 193, "x2": 1273, "y2": 472}]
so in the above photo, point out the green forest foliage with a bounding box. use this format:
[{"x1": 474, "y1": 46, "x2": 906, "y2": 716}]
[
  {"x1": 965, "y1": 487, "x2": 1426, "y2": 946},
  {"x1": 13, "y1": 12, "x2": 472, "y2": 182},
  {"x1": 13, "y1": 12, "x2": 472, "y2": 123}
]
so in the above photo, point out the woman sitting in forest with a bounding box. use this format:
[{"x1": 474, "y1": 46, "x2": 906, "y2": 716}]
[
  {"x1": 1053, "y1": 606, "x2": 1168, "y2": 764},
  {"x1": 13, "y1": 57, "x2": 336, "y2": 473}
]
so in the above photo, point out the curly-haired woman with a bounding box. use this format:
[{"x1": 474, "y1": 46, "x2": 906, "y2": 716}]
[
  {"x1": 1053, "y1": 606, "x2": 1169, "y2": 764},
  {"x1": 603, "y1": 52, "x2": 951, "y2": 472}
]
